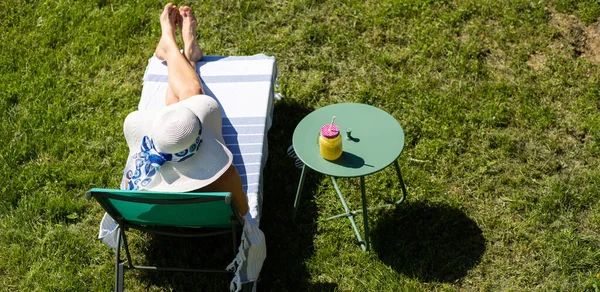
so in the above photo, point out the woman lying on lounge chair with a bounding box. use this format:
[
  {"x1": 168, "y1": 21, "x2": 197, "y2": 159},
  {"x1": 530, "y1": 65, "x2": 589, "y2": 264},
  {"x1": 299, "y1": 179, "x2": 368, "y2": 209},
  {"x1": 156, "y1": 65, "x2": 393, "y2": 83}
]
[{"x1": 120, "y1": 3, "x2": 248, "y2": 215}]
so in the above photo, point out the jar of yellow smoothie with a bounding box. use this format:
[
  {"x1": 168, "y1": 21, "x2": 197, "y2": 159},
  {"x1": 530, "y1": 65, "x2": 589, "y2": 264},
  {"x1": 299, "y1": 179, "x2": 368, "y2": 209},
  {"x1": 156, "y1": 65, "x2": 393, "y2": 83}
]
[{"x1": 319, "y1": 119, "x2": 342, "y2": 160}]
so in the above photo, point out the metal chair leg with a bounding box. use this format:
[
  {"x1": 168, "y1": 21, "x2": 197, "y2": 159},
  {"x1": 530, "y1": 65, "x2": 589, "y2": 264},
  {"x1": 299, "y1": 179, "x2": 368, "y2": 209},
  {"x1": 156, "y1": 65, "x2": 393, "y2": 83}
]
[
  {"x1": 120, "y1": 227, "x2": 133, "y2": 269},
  {"x1": 241, "y1": 281, "x2": 253, "y2": 292},
  {"x1": 231, "y1": 218, "x2": 237, "y2": 256},
  {"x1": 116, "y1": 262, "x2": 124, "y2": 292},
  {"x1": 115, "y1": 228, "x2": 124, "y2": 292}
]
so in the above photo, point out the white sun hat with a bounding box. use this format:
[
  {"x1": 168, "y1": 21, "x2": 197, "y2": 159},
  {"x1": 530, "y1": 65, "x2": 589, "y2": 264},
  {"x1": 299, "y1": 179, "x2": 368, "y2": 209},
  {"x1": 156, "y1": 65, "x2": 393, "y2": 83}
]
[{"x1": 121, "y1": 94, "x2": 233, "y2": 192}]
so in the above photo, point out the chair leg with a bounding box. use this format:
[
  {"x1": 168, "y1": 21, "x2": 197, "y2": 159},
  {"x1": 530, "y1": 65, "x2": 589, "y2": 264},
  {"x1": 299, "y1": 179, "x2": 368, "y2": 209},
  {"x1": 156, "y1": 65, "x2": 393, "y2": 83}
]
[
  {"x1": 120, "y1": 227, "x2": 134, "y2": 269},
  {"x1": 241, "y1": 281, "x2": 254, "y2": 292},
  {"x1": 116, "y1": 262, "x2": 124, "y2": 292},
  {"x1": 115, "y1": 227, "x2": 124, "y2": 292},
  {"x1": 231, "y1": 219, "x2": 237, "y2": 256}
]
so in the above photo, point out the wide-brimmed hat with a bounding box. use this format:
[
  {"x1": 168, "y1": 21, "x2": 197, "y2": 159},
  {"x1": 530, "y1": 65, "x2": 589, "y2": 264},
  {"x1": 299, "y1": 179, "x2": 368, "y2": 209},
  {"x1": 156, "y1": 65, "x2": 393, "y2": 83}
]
[{"x1": 122, "y1": 94, "x2": 232, "y2": 192}]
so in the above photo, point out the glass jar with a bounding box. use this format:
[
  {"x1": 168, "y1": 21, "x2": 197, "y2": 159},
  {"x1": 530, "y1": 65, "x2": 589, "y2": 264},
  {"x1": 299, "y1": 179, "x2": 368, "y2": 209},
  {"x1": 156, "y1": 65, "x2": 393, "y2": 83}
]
[{"x1": 319, "y1": 123, "x2": 342, "y2": 160}]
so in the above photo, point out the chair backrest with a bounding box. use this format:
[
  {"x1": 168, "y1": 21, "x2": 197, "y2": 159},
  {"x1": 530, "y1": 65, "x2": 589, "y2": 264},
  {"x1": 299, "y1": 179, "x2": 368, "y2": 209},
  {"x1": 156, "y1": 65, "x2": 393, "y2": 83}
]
[{"x1": 87, "y1": 188, "x2": 236, "y2": 228}]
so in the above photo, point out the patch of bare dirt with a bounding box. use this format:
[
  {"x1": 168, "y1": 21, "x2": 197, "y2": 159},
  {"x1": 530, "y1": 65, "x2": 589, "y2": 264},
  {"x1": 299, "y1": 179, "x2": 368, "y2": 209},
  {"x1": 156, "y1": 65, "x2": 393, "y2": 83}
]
[
  {"x1": 527, "y1": 53, "x2": 547, "y2": 70},
  {"x1": 549, "y1": 8, "x2": 600, "y2": 65},
  {"x1": 584, "y1": 24, "x2": 600, "y2": 64},
  {"x1": 457, "y1": 33, "x2": 469, "y2": 42},
  {"x1": 487, "y1": 47, "x2": 514, "y2": 81}
]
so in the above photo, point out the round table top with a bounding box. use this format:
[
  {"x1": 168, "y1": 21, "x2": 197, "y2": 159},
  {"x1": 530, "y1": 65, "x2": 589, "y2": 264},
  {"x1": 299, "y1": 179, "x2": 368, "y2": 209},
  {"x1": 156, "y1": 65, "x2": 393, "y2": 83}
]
[{"x1": 292, "y1": 103, "x2": 405, "y2": 178}]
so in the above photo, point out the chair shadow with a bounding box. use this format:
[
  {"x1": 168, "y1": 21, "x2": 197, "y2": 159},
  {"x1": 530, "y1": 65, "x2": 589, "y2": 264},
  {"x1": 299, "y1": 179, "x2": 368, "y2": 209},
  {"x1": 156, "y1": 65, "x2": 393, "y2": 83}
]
[
  {"x1": 370, "y1": 201, "x2": 486, "y2": 283},
  {"x1": 136, "y1": 99, "x2": 328, "y2": 291},
  {"x1": 139, "y1": 233, "x2": 236, "y2": 291},
  {"x1": 258, "y1": 99, "x2": 327, "y2": 291}
]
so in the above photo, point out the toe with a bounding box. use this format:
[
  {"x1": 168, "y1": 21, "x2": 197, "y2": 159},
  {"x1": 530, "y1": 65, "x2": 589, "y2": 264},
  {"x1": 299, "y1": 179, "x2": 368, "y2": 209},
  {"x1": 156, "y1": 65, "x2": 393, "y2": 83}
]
[
  {"x1": 169, "y1": 6, "x2": 179, "y2": 20},
  {"x1": 181, "y1": 6, "x2": 192, "y2": 18},
  {"x1": 161, "y1": 4, "x2": 170, "y2": 18}
]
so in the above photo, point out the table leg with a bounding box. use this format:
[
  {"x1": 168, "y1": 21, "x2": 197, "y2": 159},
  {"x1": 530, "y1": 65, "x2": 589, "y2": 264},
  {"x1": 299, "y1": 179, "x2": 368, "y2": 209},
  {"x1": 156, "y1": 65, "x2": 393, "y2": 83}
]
[
  {"x1": 360, "y1": 176, "x2": 369, "y2": 251},
  {"x1": 394, "y1": 160, "x2": 408, "y2": 205},
  {"x1": 317, "y1": 162, "x2": 406, "y2": 250},
  {"x1": 330, "y1": 176, "x2": 366, "y2": 251},
  {"x1": 292, "y1": 164, "x2": 307, "y2": 220}
]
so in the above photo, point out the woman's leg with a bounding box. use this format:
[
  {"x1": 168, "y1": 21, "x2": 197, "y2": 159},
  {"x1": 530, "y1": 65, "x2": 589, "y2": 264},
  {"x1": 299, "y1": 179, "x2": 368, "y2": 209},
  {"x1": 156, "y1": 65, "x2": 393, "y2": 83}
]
[
  {"x1": 155, "y1": 3, "x2": 203, "y2": 105},
  {"x1": 158, "y1": 5, "x2": 247, "y2": 215},
  {"x1": 156, "y1": 4, "x2": 179, "y2": 105},
  {"x1": 180, "y1": 6, "x2": 203, "y2": 69}
]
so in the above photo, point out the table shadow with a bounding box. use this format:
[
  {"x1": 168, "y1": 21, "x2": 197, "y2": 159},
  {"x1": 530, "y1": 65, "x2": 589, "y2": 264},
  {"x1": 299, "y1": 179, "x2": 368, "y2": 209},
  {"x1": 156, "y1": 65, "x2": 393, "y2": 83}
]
[{"x1": 371, "y1": 201, "x2": 486, "y2": 283}]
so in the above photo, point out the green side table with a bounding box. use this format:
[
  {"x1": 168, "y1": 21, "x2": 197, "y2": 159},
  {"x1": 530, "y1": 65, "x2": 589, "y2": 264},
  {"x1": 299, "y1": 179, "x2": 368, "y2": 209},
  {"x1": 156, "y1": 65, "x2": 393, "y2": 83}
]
[{"x1": 292, "y1": 103, "x2": 408, "y2": 251}]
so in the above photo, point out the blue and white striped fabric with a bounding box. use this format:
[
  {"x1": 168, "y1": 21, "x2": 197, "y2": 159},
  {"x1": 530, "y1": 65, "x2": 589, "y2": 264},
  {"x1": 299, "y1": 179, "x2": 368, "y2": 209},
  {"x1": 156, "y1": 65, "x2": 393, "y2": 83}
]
[
  {"x1": 142, "y1": 54, "x2": 275, "y2": 291},
  {"x1": 100, "y1": 54, "x2": 275, "y2": 292}
]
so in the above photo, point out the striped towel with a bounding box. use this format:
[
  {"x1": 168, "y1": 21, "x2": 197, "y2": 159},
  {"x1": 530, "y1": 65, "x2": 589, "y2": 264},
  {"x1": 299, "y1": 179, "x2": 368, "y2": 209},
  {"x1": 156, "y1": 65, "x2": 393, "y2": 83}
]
[{"x1": 98, "y1": 54, "x2": 276, "y2": 291}]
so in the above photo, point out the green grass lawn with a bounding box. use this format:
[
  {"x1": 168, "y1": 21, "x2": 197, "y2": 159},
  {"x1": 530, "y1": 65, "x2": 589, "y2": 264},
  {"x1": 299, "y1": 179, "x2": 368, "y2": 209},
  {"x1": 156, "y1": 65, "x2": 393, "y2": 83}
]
[{"x1": 1, "y1": 0, "x2": 600, "y2": 291}]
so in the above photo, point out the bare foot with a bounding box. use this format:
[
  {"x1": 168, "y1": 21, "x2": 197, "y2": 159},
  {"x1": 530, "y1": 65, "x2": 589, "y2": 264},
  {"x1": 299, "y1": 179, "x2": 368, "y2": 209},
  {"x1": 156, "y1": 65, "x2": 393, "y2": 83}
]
[
  {"x1": 155, "y1": 3, "x2": 179, "y2": 60},
  {"x1": 179, "y1": 6, "x2": 203, "y2": 64}
]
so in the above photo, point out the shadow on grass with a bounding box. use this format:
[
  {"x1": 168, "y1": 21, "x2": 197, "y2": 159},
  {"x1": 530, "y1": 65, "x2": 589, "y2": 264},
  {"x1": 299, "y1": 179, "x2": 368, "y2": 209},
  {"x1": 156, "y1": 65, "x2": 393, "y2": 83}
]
[
  {"x1": 259, "y1": 99, "x2": 330, "y2": 291},
  {"x1": 371, "y1": 201, "x2": 486, "y2": 283},
  {"x1": 138, "y1": 234, "x2": 236, "y2": 291},
  {"x1": 134, "y1": 99, "x2": 329, "y2": 291}
]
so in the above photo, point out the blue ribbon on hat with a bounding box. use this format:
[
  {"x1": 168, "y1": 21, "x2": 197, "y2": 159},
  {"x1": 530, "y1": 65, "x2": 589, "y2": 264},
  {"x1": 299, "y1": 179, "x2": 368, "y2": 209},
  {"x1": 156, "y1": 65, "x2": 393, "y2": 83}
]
[{"x1": 121, "y1": 124, "x2": 202, "y2": 191}]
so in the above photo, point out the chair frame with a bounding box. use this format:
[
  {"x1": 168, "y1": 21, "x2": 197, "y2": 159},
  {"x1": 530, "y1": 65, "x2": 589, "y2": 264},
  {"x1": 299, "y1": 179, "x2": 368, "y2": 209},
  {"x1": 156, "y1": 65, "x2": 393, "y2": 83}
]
[{"x1": 86, "y1": 188, "x2": 244, "y2": 292}]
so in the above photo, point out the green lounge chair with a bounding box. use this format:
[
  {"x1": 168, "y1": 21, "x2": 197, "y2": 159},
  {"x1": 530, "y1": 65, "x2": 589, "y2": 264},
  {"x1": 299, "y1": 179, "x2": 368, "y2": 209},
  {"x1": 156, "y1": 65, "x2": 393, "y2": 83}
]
[{"x1": 86, "y1": 188, "x2": 243, "y2": 292}]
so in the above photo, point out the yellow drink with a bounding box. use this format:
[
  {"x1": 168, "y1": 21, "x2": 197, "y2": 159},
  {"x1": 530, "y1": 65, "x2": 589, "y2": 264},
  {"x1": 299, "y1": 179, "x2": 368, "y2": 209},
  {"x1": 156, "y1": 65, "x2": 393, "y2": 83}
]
[{"x1": 319, "y1": 123, "x2": 342, "y2": 160}]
